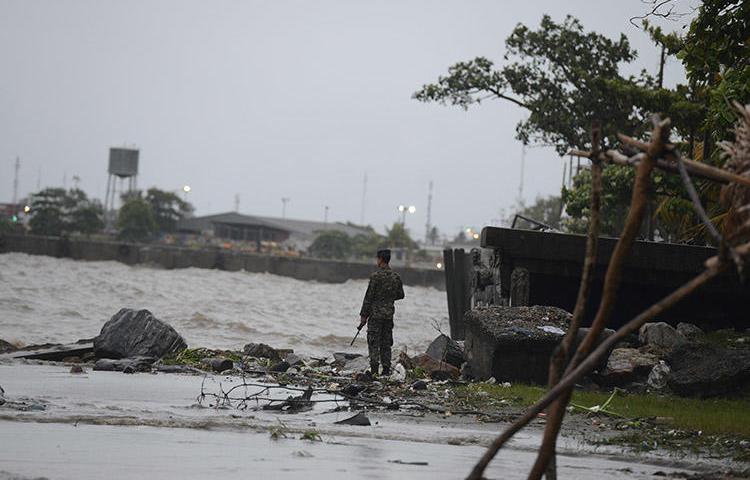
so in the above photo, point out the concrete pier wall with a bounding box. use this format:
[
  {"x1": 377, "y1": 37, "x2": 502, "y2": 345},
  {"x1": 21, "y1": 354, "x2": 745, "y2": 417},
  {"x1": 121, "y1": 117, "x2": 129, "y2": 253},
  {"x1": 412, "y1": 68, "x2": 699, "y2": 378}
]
[{"x1": 0, "y1": 234, "x2": 444, "y2": 289}]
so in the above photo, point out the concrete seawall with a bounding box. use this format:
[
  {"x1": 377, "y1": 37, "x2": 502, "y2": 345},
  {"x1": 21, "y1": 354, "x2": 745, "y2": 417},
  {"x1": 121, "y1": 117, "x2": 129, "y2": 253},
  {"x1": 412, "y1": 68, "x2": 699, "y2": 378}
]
[{"x1": 0, "y1": 234, "x2": 445, "y2": 289}]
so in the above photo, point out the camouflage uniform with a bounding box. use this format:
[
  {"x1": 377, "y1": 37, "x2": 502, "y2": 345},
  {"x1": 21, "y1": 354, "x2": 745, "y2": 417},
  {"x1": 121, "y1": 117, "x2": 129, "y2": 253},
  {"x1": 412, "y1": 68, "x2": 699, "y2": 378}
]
[{"x1": 359, "y1": 265, "x2": 405, "y2": 373}]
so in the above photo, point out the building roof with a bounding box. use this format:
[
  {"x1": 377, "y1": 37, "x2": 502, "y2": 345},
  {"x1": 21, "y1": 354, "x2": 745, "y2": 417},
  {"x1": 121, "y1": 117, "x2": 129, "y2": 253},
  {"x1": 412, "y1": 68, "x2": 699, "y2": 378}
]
[{"x1": 177, "y1": 212, "x2": 372, "y2": 238}]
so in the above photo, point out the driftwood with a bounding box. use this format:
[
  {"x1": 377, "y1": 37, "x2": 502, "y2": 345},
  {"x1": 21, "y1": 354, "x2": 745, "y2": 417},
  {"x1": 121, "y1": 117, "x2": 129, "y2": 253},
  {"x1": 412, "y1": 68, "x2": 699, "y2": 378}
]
[{"x1": 467, "y1": 107, "x2": 750, "y2": 480}]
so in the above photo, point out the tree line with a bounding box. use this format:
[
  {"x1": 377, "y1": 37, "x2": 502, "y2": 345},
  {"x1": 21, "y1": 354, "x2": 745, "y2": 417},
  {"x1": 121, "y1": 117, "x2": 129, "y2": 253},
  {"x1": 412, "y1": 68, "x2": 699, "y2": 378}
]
[{"x1": 3, "y1": 187, "x2": 193, "y2": 241}]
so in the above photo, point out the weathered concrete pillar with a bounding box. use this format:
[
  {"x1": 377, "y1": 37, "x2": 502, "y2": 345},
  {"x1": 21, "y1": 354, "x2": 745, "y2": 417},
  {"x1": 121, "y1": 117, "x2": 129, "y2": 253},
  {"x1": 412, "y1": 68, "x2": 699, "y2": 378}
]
[{"x1": 510, "y1": 267, "x2": 530, "y2": 306}]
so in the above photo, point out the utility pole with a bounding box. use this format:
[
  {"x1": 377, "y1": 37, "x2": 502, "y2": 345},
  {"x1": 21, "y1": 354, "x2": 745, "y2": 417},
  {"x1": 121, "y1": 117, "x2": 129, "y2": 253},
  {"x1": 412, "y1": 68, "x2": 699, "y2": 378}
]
[
  {"x1": 281, "y1": 197, "x2": 290, "y2": 218},
  {"x1": 234, "y1": 193, "x2": 240, "y2": 212},
  {"x1": 12, "y1": 157, "x2": 20, "y2": 210},
  {"x1": 425, "y1": 180, "x2": 433, "y2": 244},
  {"x1": 324, "y1": 205, "x2": 329, "y2": 224}
]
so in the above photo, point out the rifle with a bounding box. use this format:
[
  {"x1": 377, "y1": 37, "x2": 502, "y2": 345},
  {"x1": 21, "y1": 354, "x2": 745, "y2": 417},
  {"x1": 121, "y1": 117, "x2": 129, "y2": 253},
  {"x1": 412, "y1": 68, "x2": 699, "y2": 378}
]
[{"x1": 350, "y1": 324, "x2": 364, "y2": 346}]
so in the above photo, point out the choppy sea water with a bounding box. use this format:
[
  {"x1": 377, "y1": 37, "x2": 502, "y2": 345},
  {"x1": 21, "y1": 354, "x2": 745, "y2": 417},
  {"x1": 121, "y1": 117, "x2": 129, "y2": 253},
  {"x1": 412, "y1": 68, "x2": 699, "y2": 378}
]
[{"x1": 0, "y1": 253, "x2": 448, "y2": 357}]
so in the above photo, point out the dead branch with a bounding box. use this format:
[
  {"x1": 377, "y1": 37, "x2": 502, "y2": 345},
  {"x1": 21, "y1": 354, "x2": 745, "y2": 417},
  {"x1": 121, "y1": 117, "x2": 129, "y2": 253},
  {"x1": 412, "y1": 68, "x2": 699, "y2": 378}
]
[
  {"x1": 534, "y1": 123, "x2": 604, "y2": 480},
  {"x1": 568, "y1": 148, "x2": 750, "y2": 188}
]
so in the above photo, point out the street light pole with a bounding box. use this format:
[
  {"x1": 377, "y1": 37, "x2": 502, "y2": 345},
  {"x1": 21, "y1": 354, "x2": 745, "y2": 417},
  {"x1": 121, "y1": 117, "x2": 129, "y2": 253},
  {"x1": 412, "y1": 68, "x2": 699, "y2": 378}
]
[{"x1": 397, "y1": 204, "x2": 416, "y2": 226}]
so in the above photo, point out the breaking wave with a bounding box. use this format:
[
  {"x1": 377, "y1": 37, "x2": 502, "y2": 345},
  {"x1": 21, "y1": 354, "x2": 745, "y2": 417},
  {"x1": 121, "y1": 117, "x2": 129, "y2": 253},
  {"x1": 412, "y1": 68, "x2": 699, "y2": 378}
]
[{"x1": 0, "y1": 253, "x2": 447, "y2": 356}]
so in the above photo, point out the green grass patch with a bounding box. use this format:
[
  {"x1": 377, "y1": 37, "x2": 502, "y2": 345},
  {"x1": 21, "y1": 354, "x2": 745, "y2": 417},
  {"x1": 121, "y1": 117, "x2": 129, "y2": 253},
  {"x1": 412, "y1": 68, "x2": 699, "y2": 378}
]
[
  {"x1": 454, "y1": 383, "x2": 750, "y2": 436},
  {"x1": 161, "y1": 347, "x2": 241, "y2": 366},
  {"x1": 702, "y1": 329, "x2": 750, "y2": 350}
]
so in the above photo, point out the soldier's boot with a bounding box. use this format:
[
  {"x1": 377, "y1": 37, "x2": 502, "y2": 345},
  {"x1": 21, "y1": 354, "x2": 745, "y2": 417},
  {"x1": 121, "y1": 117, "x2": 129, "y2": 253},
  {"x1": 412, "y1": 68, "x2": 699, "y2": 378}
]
[
  {"x1": 370, "y1": 363, "x2": 380, "y2": 376},
  {"x1": 381, "y1": 366, "x2": 391, "y2": 376}
]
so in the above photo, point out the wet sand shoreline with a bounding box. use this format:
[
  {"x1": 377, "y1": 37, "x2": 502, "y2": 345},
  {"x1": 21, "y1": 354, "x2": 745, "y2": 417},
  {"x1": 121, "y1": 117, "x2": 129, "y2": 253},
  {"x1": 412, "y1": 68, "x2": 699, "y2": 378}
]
[{"x1": 0, "y1": 361, "x2": 736, "y2": 480}]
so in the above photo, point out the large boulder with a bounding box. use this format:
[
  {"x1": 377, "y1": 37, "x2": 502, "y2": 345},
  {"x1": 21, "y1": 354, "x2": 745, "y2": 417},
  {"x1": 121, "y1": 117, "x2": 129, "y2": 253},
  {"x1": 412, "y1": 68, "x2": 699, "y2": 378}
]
[
  {"x1": 596, "y1": 348, "x2": 659, "y2": 386},
  {"x1": 667, "y1": 342, "x2": 750, "y2": 397},
  {"x1": 639, "y1": 322, "x2": 686, "y2": 353},
  {"x1": 94, "y1": 308, "x2": 187, "y2": 359},
  {"x1": 676, "y1": 322, "x2": 704, "y2": 340},
  {"x1": 464, "y1": 305, "x2": 571, "y2": 384},
  {"x1": 425, "y1": 334, "x2": 465, "y2": 368}
]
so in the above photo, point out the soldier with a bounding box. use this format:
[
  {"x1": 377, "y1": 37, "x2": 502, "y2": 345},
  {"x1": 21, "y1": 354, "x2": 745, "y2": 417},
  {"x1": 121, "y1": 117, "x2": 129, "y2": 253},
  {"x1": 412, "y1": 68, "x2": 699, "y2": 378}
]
[{"x1": 358, "y1": 249, "x2": 405, "y2": 375}]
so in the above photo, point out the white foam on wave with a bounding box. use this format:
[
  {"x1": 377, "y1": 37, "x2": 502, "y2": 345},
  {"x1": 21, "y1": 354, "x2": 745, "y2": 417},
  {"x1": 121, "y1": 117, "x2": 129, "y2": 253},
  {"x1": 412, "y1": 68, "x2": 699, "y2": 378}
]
[{"x1": 0, "y1": 253, "x2": 448, "y2": 356}]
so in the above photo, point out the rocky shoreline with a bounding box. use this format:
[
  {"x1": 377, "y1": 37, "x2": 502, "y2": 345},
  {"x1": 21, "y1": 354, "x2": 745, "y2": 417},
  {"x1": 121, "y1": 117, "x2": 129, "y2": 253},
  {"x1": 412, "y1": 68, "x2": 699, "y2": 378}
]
[{"x1": 2, "y1": 307, "x2": 750, "y2": 479}]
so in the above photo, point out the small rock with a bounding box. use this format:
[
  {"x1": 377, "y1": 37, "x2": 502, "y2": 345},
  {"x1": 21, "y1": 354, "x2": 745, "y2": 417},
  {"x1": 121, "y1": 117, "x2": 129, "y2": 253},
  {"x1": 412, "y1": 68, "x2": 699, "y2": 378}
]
[
  {"x1": 639, "y1": 322, "x2": 686, "y2": 353},
  {"x1": 93, "y1": 356, "x2": 156, "y2": 372},
  {"x1": 676, "y1": 322, "x2": 703, "y2": 339},
  {"x1": 269, "y1": 360, "x2": 290, "y2": 372},
  {"x1": 340, "y1": 383, "x2": 368, "y2": 396},
  {"x1": 333, "y1": 352, "x2": 362, "y2": 368},
  {"x1": 410, "y1": 380, "x2": 428, "y2": 390},
  {"x1": 334, "y1": 412, "x2": 371, "y2": 426},
  {"x1": 243, "y1": 343, "x2": 282, "y2": 362},
  {"x1": 69, "y1": 365, "x2": 85, "y2": 374},
  {"x1": 353, "y1": 371, "x2": 374, "y2": 383},
  {"x1": 284, "y1": 353, "x2": 305, "y2": 367},
  {"x1": 341, "y1": 356, "x2": 370, "y2": 374},
  {"x1": 598, "y1": 348, "x2": 659, "y2": 386},
  {"x1": 0, "y1": 339, "x2": 18, "y2": 354},
  {"x1": 202, "y1": 357, "x2": 234, "y2": 373},
  {"x1": 413, "y1": 353, "x2": 460, "y2": 380}
]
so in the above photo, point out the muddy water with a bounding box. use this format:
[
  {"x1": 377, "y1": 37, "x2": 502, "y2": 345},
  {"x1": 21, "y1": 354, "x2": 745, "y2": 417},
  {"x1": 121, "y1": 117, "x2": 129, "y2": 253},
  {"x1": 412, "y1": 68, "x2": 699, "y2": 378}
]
[
  {"x1": 0, "y1": 253, "x2": 447, "y2": 356},
  {"x1": 0, "y1": 363, "x2": 699, "y2": 480}
]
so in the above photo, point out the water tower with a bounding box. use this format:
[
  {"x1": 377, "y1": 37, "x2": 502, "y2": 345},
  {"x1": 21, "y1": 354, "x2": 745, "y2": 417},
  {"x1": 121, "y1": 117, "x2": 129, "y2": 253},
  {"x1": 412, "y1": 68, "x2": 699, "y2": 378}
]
[{"x1": 104, "y1": 147, "x2": 139, "y2": 224}]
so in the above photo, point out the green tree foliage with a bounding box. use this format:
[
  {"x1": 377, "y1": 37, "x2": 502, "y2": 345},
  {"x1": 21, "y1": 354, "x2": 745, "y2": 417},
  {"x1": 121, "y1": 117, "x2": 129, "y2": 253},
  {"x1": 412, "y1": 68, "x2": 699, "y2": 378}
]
[
  {"x1": 351, "y1": 231, "x2": 385, "y2": 259},
  {"x1": 117, "y1": 198, "x2": 157, "y2": 242},
  {"x1": 385, "y1": 222, "x2": 417, "y2": 250},
  {"x1": 144, "y1": 188, "x2": 193, "y2": 233},
  {"x1": 307, "y1": 230, "x2": 353, "y2": 259},
  {"x1": 414, "y1": 15, "x2": 699, "y2": 154},
  {"x1": 29, "y1": 188, "x2": 67, "y2": 236},
  {"x1": 28, "y1": 188, "x2": 103, "y2": 236}
]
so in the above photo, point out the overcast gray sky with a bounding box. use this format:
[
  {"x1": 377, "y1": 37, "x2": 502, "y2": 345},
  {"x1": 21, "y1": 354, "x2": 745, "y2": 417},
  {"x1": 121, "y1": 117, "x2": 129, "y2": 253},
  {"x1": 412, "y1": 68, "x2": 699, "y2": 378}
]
[{"x1": 0, "y1": 1, "x2": 691, "y2": 239}]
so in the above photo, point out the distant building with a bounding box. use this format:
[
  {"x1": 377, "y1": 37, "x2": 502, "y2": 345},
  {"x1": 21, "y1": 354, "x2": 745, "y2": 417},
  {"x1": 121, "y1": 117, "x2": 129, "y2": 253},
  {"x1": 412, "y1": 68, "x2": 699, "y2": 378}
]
[{"x1": 176, "y1": 212, "x2": 372, "y2": 252}]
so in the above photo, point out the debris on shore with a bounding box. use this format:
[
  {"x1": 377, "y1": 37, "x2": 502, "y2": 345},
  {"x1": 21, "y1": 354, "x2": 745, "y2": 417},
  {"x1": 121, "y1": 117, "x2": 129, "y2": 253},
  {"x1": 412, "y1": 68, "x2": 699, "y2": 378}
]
[{"x1": 1, "y1": 306, "x2": 749, "y2": 466}]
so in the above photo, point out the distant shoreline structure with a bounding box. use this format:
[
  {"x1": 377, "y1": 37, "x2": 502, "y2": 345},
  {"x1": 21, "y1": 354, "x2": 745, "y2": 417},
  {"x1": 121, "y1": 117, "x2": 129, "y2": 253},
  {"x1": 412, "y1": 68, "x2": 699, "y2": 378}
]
[{"x1": 0, "y1": 233, "x2": 445, "y2": 289}]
